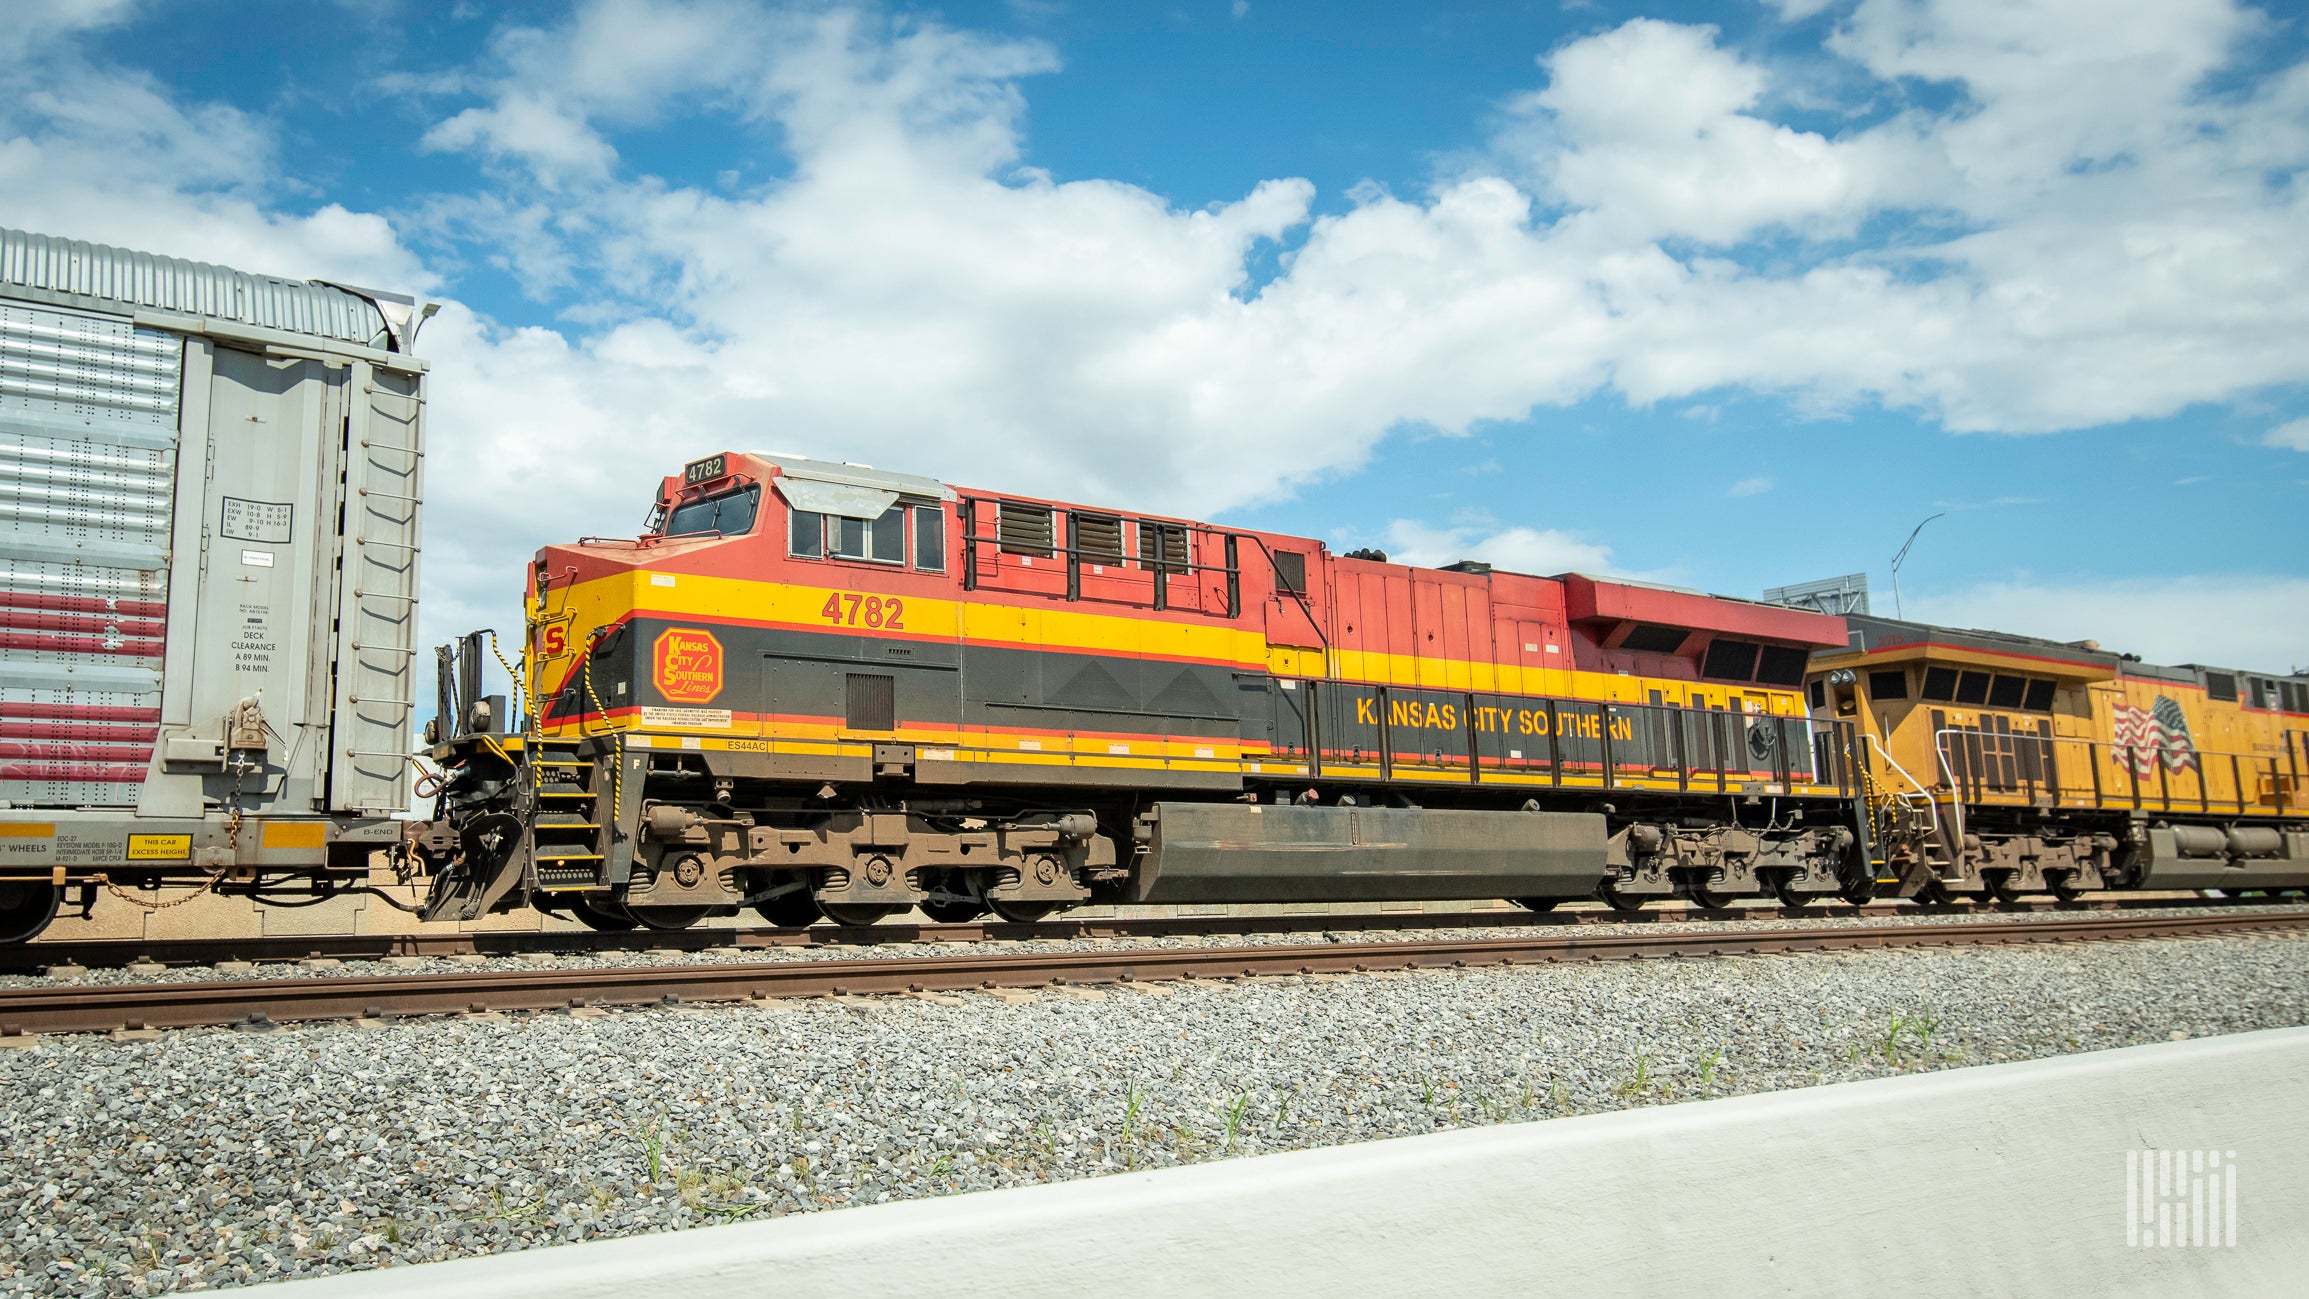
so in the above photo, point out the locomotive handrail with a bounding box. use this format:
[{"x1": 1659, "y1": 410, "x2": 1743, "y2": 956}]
[
  {"x1": 1864, "y1": 732, "x2": 1949, "y2": 849},
  {"x1": 955, "y1": 495, "x2": 1244, "y2": 618},
  {"x1": 1928, "y1": 727, "x2": 2295, "y2": 822},
  {"x1": 1236, "y1": 531, "x2": 1331, "y2": 652}
]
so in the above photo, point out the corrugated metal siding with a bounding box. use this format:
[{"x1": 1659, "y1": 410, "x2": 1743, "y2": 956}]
[
  {"x1": 0, "y1": 227, "x2": 391, "y2": 350},
  {"x1": 0, "y1": 300, "x2": 179, "y2": 805}
]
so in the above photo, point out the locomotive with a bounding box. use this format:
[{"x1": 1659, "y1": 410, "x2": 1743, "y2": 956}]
[
  {"x1": 1811, "y1": 616, "x2": 2309, "y2": 902},
  {"x1": 404, "y1": 451, "x2": 1874, "y2": 931}
]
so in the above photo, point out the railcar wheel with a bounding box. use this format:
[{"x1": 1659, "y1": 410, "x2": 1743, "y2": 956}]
[
  {"x1": 1596, "y1": 878, "x2": 1649, "y2": 913},
  {"x1": 1979, "y1": 871, "x2": 2025, "y2": 905},
  {"x1": 1837, "y1": 871, "x2": 1877, "y2": 906},
  {"x1": 2046, "y1": 871, "x2": 2086, "y2": 903},
  {"x1": 1913, "y1": 879, "x2": 1956, "y2": 906},
  {"x1": 626, "y1": 905, "x2": 712, "y2": 932},
  {"x1": 754, "y1": 890, "x2": 823, "y2": 928},
  {"x1": 919, "y1": 898, "x2": 988, "y2": 923},
  {"x1": 568, "y1": 897, "x2": 638, "y2": 932},
  {"x1": 1680, "y1": 875, "x2": 1738, "y2": 911},
  {"x1": 1509, "y1": 897, "x2": 1560, "y2": 913},
  {"x1": 986, "y1": 900, "x2": 1060, "y2": 924},
  {"x1": 1767, "y1": 870, "x2": 1814, "y2": 910},
  {"x1": 0, "y1": 881, "x2": 61, "y2": 945},
  {"x1": 818, "y1": 903, "x2": 902, "y2": 927}
]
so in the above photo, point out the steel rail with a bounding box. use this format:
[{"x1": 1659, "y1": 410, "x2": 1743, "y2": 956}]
[
  {"x1": 7, "y1": 893, "x2": 2275, "y2": 973},
  {"x1": 4, "y1": 909, "x2": 2304, "y2": 1038}
]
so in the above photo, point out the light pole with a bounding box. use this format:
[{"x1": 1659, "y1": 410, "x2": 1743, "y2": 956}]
[{"x1": 1890, "y1": 513, "x2": 1944, "y2": 621}]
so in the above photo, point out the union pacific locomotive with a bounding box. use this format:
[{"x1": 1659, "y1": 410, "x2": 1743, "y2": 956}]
[{"x1": 397, "y1": 450, "x2": 2307, "y2": 934}]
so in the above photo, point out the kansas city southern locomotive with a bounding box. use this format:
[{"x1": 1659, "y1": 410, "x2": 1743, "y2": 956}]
[
  {"x1": 391, "y1": 450, "x2": 2307, "y2": 934},
  {"x1": 3, "y1": 230, "x2": 2306, "y2": 946}
]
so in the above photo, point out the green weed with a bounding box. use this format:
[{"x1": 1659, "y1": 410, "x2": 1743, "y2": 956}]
[{"x1": 1696, "y1": 1047, "x2": 1724, "y2": 1096}]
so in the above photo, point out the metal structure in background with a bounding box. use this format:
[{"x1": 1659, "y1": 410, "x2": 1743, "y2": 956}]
[
  {"x1": 0, "y1": 228, "x2": 434, "y2": 943},
  {"x1": 1764, "y1": 573, "x2": 1871, "y2": 618}
]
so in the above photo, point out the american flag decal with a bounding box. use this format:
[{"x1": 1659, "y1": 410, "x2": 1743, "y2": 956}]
[{"x1": 2112, "y1": 696, "x2": 2197, "y2": 778}]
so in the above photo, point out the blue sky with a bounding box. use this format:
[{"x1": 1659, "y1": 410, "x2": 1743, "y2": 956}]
[{"x1": 5, "y1": 0, "x2": 2306, "y2": 669}]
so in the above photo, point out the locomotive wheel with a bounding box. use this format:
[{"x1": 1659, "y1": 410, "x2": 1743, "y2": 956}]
[
  {"x1": 1680, "y1": 875, "x2": 1738, "y2": 911},
  {"x1": 1837, "y1": 870, "x2": 1877, "y2": 906},
  {"x1": 626, "y1": 905, "x2": 711, "y2": 932},
  {"x1": 754, "y1": 890, "x2": 824, "y2": 928},
  {"x1": 1978, "y1": 871, "x2": 2025, "y2": 905},
  {"x1": 2046, "y1": 871, "x2": 2086, "y2": 903},
  {"x1": 919, "y1": 898, "x2": 988, "y2": 923},
  {"x1": 1596, "y1": 878, "x2": 1649, "y2": 913},
  {"x1": 1509, "y1": 897, "x2": 1560, "y2": 914},
  {"x1": 1913, "y1": 879, "x2": 1957, "y2": 906},
  {"x1": 986, "y1": 899, "x2": 1059, "y2": 924},
  {"x1": 568, "y1": 897, "x2": 638, "y2": 932},
  {"x1": 0, "y1": 881, "x2": 61, "y2": 945},
  {"x1": 818, "y1": 903, "x2": 902, "y2": 927},
  {"x1": 1767, "y1": 869, "x2": 1814, "y2": 910}
]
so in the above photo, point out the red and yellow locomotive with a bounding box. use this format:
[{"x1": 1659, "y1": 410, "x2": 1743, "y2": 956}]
[{"x1": 413, "y1": 451, "x2": 1873, "y2": 929}]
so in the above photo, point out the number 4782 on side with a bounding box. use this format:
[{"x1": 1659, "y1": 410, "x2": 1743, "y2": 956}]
[{"x1": 820, "y1": 592, "x2": 905, "y2": 630}]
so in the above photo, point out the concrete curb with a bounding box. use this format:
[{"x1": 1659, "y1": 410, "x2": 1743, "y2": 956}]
[{"x1": 265, "y1": 1027, "x2": 2309, "y2": 1297}]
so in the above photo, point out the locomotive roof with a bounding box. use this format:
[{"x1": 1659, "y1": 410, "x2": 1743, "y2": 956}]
[
  {"x1": 0, "y1": 227, "x2": 427, "y2": 354},
  {"x1": 1845, "y1": 614, "x2": 2306, "y2": 687},
  {"x1": 1841, "y1": 614, "x2": 2122, "y2": 669}
]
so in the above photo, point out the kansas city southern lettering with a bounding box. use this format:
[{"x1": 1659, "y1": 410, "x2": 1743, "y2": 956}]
[
  {"x1": 1354, "y1": 696, "x2": 1634, "y2": 741},
  {"x1": 653, "y1": 628, "x2": 725, "y2": 704}
]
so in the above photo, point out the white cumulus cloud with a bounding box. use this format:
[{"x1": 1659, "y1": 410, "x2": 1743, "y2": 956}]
[
  {"x1": 1377, "y1": 518, "x2": 1615, "y2": 577},
  {"x1": 1906, "y1": 575, "x2": 2309, "y2": 672}
]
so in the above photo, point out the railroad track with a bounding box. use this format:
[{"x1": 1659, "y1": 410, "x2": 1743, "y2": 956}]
[
  {"x1": 6, "y1": 893, "x2": 2283, "y2": 972},
  {"x1": 4, "y1": 908, "x2": 2304, "y2": 1039}
]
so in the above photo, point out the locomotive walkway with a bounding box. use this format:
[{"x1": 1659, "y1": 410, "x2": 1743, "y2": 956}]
[{"x1": 3, "y1": 906, "x2": 2303, "y2": 1038}]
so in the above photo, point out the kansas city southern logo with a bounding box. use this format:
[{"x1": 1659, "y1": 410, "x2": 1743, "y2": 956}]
[{"x1": 653, "y1": 628, "x2": 724, "y2": 704}]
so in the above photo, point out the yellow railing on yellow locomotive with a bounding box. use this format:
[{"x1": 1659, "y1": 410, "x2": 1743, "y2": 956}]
[{"x1": 1931, "y1": 728, "x2": 2303, "y2": 820}]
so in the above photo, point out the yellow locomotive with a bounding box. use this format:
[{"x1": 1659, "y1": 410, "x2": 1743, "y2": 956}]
[{"x1": 1810, "y1": 616, "x2": 2309, "y2": 901}]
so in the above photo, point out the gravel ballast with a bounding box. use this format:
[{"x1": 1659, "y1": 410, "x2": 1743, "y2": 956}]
[{"x1": 5, "y1": 930, "x2": 2307, "y2": 1295}]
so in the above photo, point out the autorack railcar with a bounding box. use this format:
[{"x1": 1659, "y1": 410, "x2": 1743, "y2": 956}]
[{"x1": 0, "y1": 229, "x2": 432, "y2": 945}]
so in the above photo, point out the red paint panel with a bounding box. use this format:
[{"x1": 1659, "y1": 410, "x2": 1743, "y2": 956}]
[
  {"x1": 0, "y1": 591, "x2": 168, "y2": 619},
  {"x1": 0, "y1": 762, "x2": 150, "y2": 782},
  {"x1": 1411, "y1": 578, "x2": 1444, "y2": 666},
  {"x1": 0, "y1": 632, "x2": 167, "y2": 656},
  {"x1": 0, "y1": 609, "x2": 167, "y2": 638},
  {"x1": 0, "y1": 722, "x2": 159, "y2": 742},
  {"x1": 0, "y1": 741, "x2": 155, "y2": 763},
  {"x1": 1438, "y1": 583, "x2": 1471, "y2": 665},
  {"x1": 0, "y1": 704, "x2": 163, "y2": 724}
]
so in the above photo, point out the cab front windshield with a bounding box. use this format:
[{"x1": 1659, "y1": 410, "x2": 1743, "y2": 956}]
[{"x1": 663, "y1": 484, "x2": 760, "y2": 538}]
